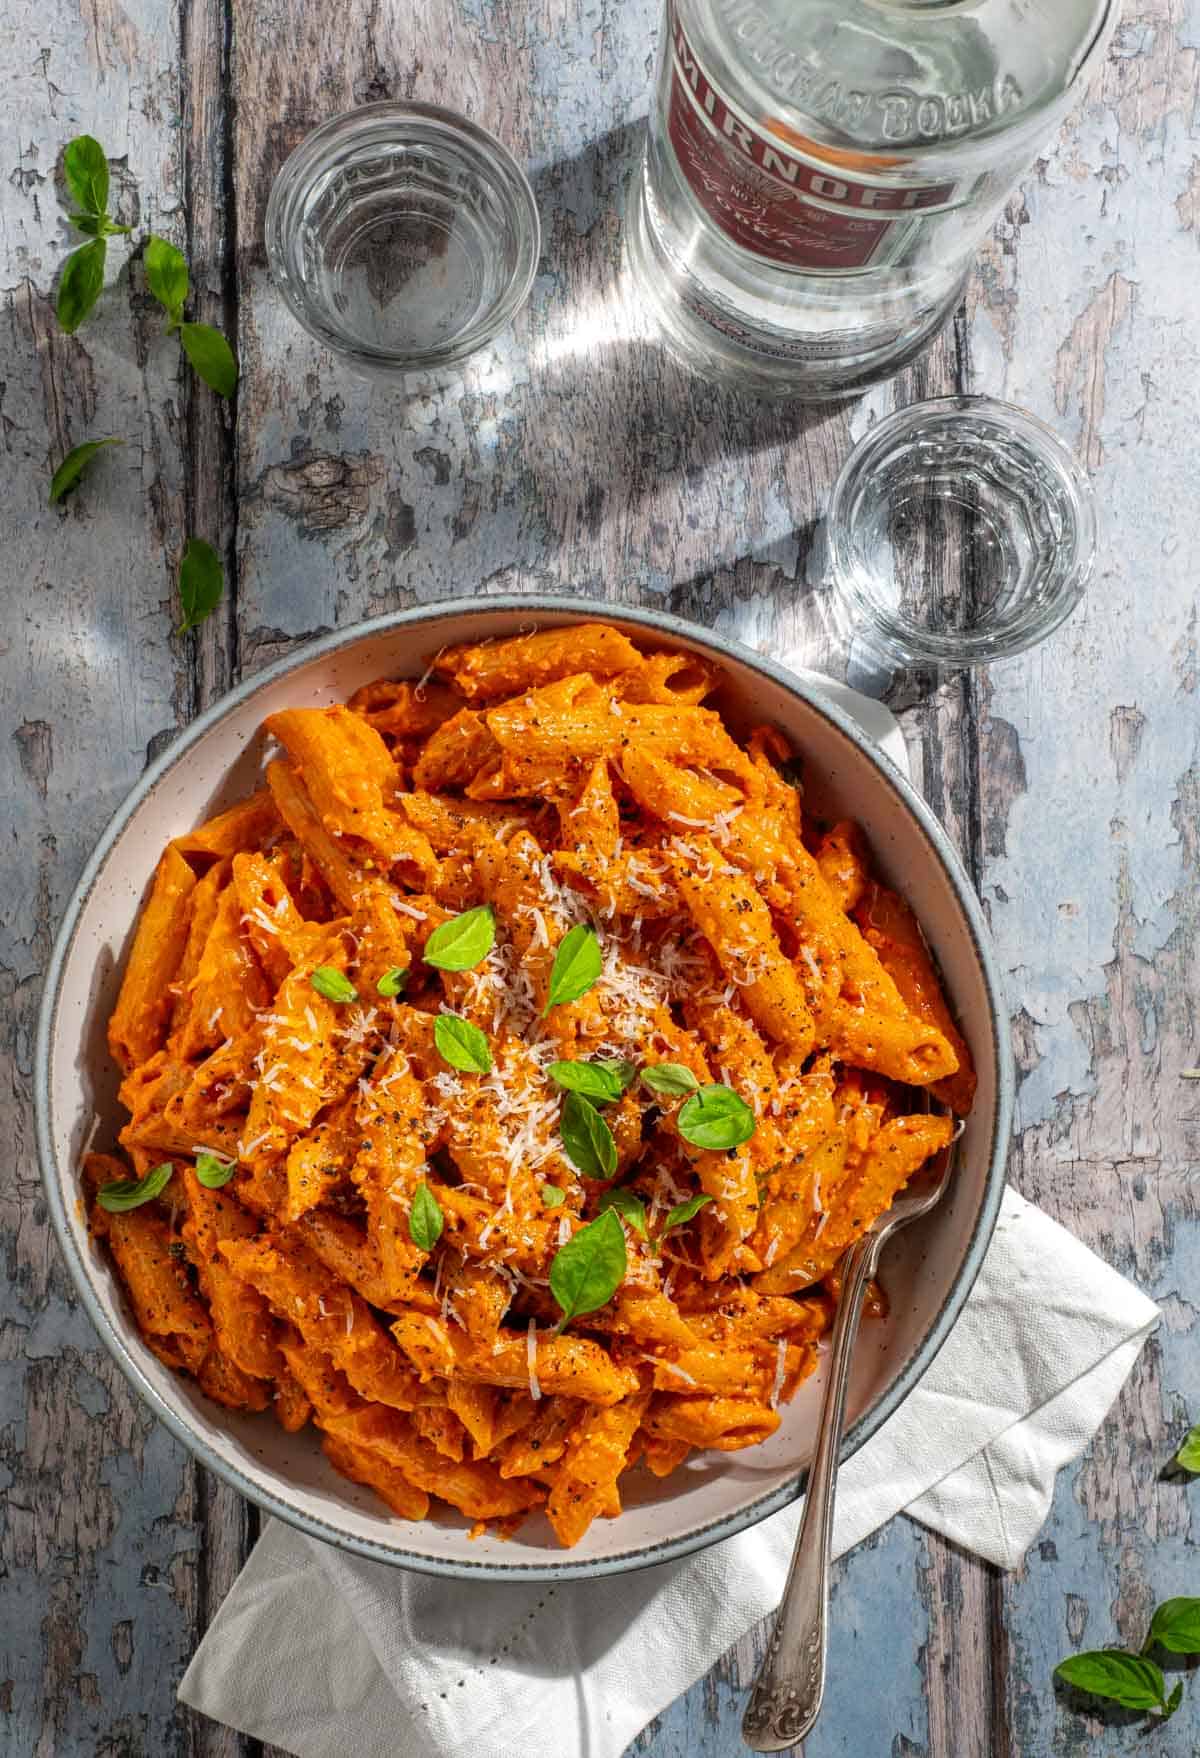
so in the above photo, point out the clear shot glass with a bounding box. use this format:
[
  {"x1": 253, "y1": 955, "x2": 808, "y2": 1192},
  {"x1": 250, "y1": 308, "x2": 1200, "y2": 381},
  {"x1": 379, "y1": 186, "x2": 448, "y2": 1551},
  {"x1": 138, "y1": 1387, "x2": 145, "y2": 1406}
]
[
  {"x1": 265, "y1": 102, "x2": 540, "y2": 378},
  {"x1": 827, "y1": 396, "x2": 1097, "y2": 667}
]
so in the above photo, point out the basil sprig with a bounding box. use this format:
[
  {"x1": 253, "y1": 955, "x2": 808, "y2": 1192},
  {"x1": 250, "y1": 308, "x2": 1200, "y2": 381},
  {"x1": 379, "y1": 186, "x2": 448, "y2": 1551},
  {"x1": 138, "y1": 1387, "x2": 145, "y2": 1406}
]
[
  {"x1": 195, "y1": 1152, "x2": 236, "y2": 1189},
  {"x1": 543, "y1": 923, "x2": 602, "y2": 1013},
  {"x1": 548, "y1": 1059, "x2": 634, "y2": 1103},
  {"x1": 559, "y1": 1090, "x2": 617, "y2": 1180},
  {"x1": 144, "y1": 234, "x2": 239, "y2": 399},
  {"x1": 1056, "y1": 1596, "x2": 1200, "y2": 1725},
  {"x1": 434, "y1": 1011, "x2": 492, "y2": 1074},
  {"x1": 541, "y1": 1185, "x2": 567, "y2": 1209},
  {"x1": 549, "y1": 1207, "x2": 626, "y2": 1332},
  {"x1": 310, "y1": 966, "x2": 358, "y2": 1004},
  {"x1": 676, "y1": 1085, "x2": 755, "y2": 1151},
  {"x1": 55, "y1": 136, "x2": 131, "y2": 334},
  {"x1": 408, "y1": 1182, "x2": 444, "y2": 1251},
  {"x1": 376, "y1": 966, "x2": 409, "y2": 998},
  {"x1": 97, "y1": 1161, "x2": 173, "y2": 1213},
  {"x1": 423, "y1": 905, "x2": 495, "y2": 971}
]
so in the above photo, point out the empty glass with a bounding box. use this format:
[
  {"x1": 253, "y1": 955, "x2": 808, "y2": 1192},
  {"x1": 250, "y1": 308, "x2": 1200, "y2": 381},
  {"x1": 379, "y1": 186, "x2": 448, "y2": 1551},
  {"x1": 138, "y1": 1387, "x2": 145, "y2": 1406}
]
[
  {"x1": 827, "y1": 396, "x2": 1097, "y2": 667},
  {"x1": 265, "y1": 102, "x2": 540, "y2": 378}
]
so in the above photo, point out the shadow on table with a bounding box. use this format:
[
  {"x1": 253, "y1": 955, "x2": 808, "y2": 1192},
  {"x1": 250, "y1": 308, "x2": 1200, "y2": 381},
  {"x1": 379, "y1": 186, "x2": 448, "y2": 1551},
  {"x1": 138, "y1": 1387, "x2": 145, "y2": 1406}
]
[{"x1": 522, "y1": 119, "x2": 852, "y2": 509}]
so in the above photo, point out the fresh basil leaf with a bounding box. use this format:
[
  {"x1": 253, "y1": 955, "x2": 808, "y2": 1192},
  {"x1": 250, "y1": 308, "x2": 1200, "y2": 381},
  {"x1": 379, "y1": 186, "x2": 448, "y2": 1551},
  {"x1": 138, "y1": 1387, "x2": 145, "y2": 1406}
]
[
  {"x1": 57, "y1": 238, "x2": 106, "y2": 333},
  {"x1": 376, "y1": 966, "x2": 409, "y2": 998},
  {"x1": 1147, "y1": 1598, "x2": 1200, "y2": 1656},
  {"x1": 604, "y1": 1059, "x2": 638, "y2": 1091},
  {"x1": 434, "y1": 1011, "x2": 492, "y2": 1074},
  {"x1": 597, "y1": 1186, "x2": 648, "y2": 1238},
  {"x1": 640, "y1": 1062, "x2": 700, "y2": 1097},
  {"x1": 49, "y1": 436, "x2": 122, "y2": 505},
  {"x1": 69, "y1": 213, "x2": 131, "y2": 237},
  {"x1": 658, "y1": 1192, "x2": 712, "y2": 1243},
  {"x1": 548, "y1": 1060, "x2": 625, "y2": 1104},
  {"x1": 63, "y1": 135, "x2": 109, "y2": 218},
  {"x1": 423, "y1": 904, "x2": 495, "y2": 971},
  {"x1": 1054, "y1": 1651, "x2": 1167, "y2": 1713},
  {"x1": 541, "y1": 1185, "x2": 566, "y2": 1208},
  {"x1": 180, "y1": 321, "x2": 238, "y2": 399},
  {"x1": 408, "y1": 1181, "x2": 444, "y2": 1252},
  {"x1": 177, "y1": 537, "x2": 224, "y2": 634},
  {"x1": 560, "y1": 1090, "x2": 617, "y2": 1180},
  {"x1": 97, "y1": 1161, "x2": 173, "y2": 1213},
  {"x1": 195, "y1": 1152, "x2": 236, "y2": 1189},
  {"x1": 549, "y1": 1207, "x2": 626, "y2": 1331},
  {"x1": 144, "y1": 234, "x2": 189, "y2": 322},
  {"x1": 1163, "y1": 1680, "x2": 1184, "y2": 1721},
  {"x1": 1175, "y1": 1423, "x2": 1200, "y2": 1473},
  {"x1": 543, "y1": 923, "x2": 602, "y2": 1013},
  {"x1": 677, "y1": 1084, "x2": 755, "y2": 1151},
  {"x1": 310, "y1": 965, "x2": 358, "y2": 1004}
]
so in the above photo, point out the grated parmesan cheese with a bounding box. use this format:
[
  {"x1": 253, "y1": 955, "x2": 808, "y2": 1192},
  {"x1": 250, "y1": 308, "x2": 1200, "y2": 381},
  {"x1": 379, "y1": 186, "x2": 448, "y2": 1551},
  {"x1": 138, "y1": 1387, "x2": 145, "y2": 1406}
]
[
  {"x1": 526, "y1": 1317, "x2": 542, "y2": 1401},
  {"x1": 769, "y1": 1338, "x2": 788, "y2": 1409}
]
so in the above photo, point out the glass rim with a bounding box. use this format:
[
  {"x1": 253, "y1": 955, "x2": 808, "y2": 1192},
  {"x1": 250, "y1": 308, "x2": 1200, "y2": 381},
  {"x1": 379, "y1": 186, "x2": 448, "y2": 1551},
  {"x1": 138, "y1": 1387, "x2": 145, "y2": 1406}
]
[
  {"x1": 826, "y1": 393, "x2": 1098, "y2": 668},
  {"x1": 264, "y1": 99, "x2": 541, "y2": 375}
]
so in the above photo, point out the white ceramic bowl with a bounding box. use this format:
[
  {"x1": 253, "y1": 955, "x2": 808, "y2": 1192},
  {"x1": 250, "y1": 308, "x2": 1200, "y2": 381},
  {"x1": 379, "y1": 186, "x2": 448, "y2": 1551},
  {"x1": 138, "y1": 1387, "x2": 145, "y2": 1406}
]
[{"x1": 36, "y1": 598, "x2": 1013, "y2": 1581}]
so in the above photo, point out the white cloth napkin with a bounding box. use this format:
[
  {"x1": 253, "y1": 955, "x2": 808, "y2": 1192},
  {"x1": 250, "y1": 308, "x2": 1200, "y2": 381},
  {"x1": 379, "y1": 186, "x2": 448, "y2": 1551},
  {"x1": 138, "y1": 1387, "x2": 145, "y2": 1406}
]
[{"x1": 179, "y1": 676, "x2": 1160, "y2": 1758}]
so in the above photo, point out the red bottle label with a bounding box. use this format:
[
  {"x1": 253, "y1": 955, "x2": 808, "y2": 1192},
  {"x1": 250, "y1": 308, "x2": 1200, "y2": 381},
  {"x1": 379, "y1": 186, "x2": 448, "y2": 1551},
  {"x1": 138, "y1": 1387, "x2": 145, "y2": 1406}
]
[{"x1": 666, "y1": 3, "x2": 961, "y2": 272}]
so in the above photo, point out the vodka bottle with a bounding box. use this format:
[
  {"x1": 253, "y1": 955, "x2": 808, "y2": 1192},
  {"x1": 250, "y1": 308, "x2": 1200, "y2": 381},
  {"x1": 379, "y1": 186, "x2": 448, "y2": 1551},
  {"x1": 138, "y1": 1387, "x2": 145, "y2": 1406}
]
[{"x1": 627, "y1": 0, "x2": 1118, "y2": 398}]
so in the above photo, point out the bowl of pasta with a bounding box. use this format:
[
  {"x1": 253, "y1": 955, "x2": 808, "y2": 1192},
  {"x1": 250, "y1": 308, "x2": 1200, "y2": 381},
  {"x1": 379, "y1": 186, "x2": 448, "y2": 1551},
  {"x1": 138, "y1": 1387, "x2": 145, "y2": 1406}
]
[{"x1": 36, "y1": 599, "x2": 1012, "y2": 1579}]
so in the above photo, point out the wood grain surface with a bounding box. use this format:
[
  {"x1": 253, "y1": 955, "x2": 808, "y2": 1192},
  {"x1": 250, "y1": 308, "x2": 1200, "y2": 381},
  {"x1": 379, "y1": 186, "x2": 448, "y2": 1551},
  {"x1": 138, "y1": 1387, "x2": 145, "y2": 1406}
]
[{"x1": 2, "y1": 0, "x2": 1197, "y2": 1750}]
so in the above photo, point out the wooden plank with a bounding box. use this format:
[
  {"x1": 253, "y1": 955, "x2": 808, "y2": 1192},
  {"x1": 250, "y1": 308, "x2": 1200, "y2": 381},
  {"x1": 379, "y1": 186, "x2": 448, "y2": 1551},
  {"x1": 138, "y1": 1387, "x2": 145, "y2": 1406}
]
[{"x1": 0, "y1": 0, "x2": 214, "y2": 1753}]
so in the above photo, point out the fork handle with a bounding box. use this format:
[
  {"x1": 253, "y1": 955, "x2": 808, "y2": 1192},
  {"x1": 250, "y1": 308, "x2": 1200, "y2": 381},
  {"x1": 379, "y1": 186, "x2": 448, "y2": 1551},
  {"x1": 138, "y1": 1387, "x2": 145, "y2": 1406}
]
[{"x1": 741, "y1": 1227, "x2": 885, "y2": 1752}]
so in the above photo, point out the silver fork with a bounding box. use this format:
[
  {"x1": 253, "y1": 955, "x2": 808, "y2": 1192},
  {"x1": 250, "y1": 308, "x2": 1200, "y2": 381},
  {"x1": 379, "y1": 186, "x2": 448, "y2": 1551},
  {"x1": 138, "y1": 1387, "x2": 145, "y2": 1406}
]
[{"x1": 741, "y1": 1128, "x2": 960, "y2": 1753}]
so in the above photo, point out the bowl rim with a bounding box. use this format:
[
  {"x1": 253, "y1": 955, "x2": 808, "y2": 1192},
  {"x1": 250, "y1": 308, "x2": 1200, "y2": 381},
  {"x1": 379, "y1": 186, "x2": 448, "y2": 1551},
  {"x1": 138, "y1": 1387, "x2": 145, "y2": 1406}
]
[{"x1": 34, "y1": 594, "x2": 1014, "y2": 1581}]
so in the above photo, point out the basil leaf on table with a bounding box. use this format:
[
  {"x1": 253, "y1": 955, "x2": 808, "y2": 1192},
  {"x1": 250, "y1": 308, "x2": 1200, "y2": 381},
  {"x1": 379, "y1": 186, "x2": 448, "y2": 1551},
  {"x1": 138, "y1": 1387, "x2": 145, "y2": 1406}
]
[
  {"x1": 1174, "y1": 1422, "x2": 1200, "y2": 1473},
  {"x1": 423, "y1": 904, "x2": 495, "y2": 971},
  {"x1": 597, "y1": 1186, "x2": 648, "y2": 1238},
  {"x1": 676, "y1": 1084, "x2": 755, "y2": 1150},
  {"x1": 310, "y1": 965, "x2": 358, "y2": 1004},
  {"x1": 658, "y1": 1192, "x2": 712, "y2": 1244},
  {"x1": 376, "y1": 966, "x2": 409, "y2": 998},
  {"x1": 144, "y1": 233, "x2": 189, "y2": 322},
  {"x1": 97, "y1": 1161, "x2": 173, "y2": 1213},
  {"x1": 1054, "y1": 1651, "x2": 1170, "y2": 1714},
  {"x1": 63, "y1": 134, "x2": 110, "y2": 217},
  {"x1": 543, "y1": 923, "x2": 602, "y2": 1013},
  {"x1": 49, "y1": 437, "x2": 122, "y2": 505},
  {"x1": 434, "y1": 1011, "x2": 492, "y2": 1074},
  {"x1": 195, "y1": 1152, "x2": 236, "y2": 1189},
  {"x1": 548, "y1": 1060, "x2": 627, "y2": 1103},
  {"x1": 549, "y1": 1207, "x2": 626, "y2": 1331},
  {"x1": 177, "y1": 538, "x2": 225, "y2": 634},
  {"x1": 180, "y1": 321, "x2": 238, "y2": 399},
  {"x1": 1146, "y1": 1597, "x2": 1200, "y2": 1655},
  {"x1": 559, "y1": 1090, "x2": 617, "y2": 1180},
  {"x1": 57, "y1": 238, "x2": 107, "y2": 334},
  {"x1": 408, "y1": 1182, "x2": 444, "y2": 1251},
  {"x1": 640, "y1": 1062, "x2": 699, "y2": 1097}
]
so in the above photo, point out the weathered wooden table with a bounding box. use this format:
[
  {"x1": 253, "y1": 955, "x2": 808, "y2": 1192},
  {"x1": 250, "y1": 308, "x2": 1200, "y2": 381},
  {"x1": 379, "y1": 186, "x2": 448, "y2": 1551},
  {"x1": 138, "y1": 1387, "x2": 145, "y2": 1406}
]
[{"x1": 4, "y1": 0, "x2": 1197, "y2": 1750}]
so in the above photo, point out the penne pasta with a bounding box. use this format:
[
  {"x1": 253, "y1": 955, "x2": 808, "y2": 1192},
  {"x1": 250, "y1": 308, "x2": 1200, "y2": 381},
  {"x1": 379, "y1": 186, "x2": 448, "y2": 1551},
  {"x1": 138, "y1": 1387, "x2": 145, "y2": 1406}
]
[{"x1": 91, "y1": 622, "x2": 973, "y2": 1545}]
